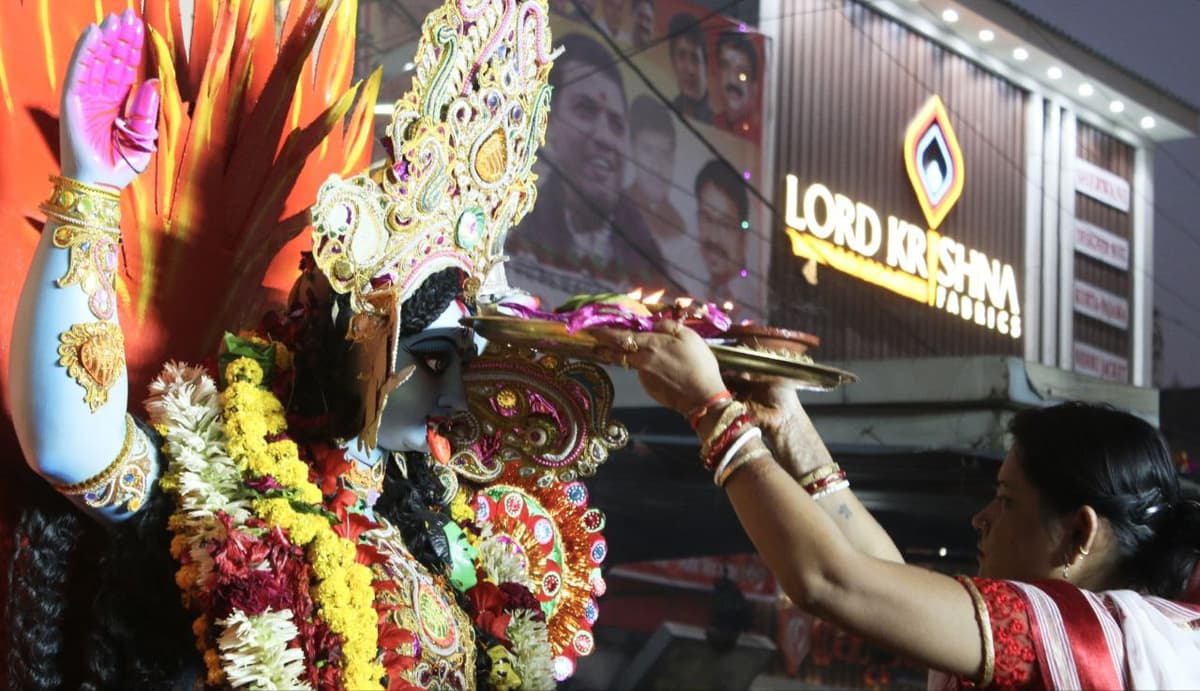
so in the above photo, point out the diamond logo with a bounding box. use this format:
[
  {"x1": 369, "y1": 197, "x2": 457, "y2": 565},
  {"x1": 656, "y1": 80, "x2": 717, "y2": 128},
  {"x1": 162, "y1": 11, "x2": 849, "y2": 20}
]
[{"x1": 904, "y1": 95, "x2": 964, "y2": 230}]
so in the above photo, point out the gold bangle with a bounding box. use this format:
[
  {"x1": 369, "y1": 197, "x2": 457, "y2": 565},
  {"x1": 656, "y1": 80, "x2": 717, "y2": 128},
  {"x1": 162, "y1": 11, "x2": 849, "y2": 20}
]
[
  {"x1": 56, "y1": 415, "x2": 153, "y2": 512},
  {"x1": 717, "y1": 446, "x2": 772, "y2": 487},
  {"x1": 699, "y1": 400, "x2": 747, "y2": 459},
  {"x1": 796, "y1": 462, "x2": 840, "y2": 488},
  {"x1": 955, "y1": 576, "x2": 995, "y2": 688},
  {"x1": 39, "y1": 175, "x2": 121, "y2": 232}
]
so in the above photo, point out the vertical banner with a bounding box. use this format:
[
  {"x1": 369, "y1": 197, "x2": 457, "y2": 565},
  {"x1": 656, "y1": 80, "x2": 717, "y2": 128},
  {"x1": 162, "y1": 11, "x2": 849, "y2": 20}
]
[{"x1": 506, "y1": 1, "x2": 770, "y2": 320}]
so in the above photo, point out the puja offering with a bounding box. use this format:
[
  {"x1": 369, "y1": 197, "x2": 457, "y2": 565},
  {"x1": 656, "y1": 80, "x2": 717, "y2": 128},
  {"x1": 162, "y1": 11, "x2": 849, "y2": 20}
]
[{"x1": 468, "y1": 291, "x2": 858, "y2": 391}]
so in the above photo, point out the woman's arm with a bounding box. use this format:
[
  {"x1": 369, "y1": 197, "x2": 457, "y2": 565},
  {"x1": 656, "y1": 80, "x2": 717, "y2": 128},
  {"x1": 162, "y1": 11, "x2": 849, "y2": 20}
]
[
  {"x1": 735, "y1": 383, "x2": 904, "y2": 564},
  {"x1": 8, "y1": 11, "x2": 160, "y2": 523},
  {"x1": 592, "y1": 321, "x2": 986, "y2": 680},
  {"x1": 721, "y1": 441, "x2": 984, "y2": 678}
]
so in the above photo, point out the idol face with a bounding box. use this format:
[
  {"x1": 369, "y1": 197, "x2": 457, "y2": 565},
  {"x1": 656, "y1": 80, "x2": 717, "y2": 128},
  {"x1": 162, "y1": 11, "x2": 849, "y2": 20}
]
[{"x1": 376, "y1": 301, "x2": 477, "y2": 452}]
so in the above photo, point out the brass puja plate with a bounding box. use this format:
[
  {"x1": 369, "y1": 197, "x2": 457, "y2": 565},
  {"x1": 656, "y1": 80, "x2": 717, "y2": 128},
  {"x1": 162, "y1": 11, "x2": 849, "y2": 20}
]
[{"x1": 464, "y1": 316, "x2": 858, "y2": 391}]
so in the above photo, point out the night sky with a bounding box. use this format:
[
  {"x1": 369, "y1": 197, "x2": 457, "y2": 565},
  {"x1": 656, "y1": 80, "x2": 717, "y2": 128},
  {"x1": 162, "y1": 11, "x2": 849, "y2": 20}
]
[{"x1": 1008, "y1": 0, "x2": 1200, "y2": 387}]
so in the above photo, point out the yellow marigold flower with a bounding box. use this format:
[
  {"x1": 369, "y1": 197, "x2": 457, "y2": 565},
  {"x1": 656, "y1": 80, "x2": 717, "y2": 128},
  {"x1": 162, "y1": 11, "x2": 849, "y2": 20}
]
[
  {"x1": 450, "y1": 490, "x2": 475, "y2": 524},
  {"x1": 253, "y1": 497, "x2": 296, "y2": 530},
  {"x1": 298, "y1": 483, "x2": 323, "y2": 504},
  {"x1": 225, "y1": 357, "x2": 264, "y2": 386},
  {"x1": 274, "y1": 343, "x2": 293, "y2": 372},
  {"x1": 192, "y1": 615, "x2": 208, "y2": 639}
]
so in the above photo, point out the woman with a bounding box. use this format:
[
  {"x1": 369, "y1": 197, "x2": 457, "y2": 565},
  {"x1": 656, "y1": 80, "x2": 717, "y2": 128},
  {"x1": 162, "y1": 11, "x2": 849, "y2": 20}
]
[
  {"x1": 6, "y1": 3, "x2": 592, "y2": 688},
  {"x1": 592, "y1": 320, "x2": 1200, "y2": 689}
]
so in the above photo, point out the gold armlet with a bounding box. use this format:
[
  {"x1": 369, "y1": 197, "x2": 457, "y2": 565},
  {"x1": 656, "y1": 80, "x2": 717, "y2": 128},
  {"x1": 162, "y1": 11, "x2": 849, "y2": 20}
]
[
  {"x1": 58, "y1": 321, "x2": 126, "y2": 411},
  {"x1": 55, "y1": 414, "x2": 153, "y2": 512},
  {"x1": 955, "y1": 576, "x2": 995, "y2": 688},
  {"x1": 39, "y1": 175, "x2": 121, "y2": 232}
]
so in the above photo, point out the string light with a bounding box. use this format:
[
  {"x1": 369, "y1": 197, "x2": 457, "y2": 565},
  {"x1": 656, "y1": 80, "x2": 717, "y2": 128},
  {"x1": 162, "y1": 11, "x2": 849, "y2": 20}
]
[{"x1": 740, "y1": 220, "x2": 750, "y2": 230}]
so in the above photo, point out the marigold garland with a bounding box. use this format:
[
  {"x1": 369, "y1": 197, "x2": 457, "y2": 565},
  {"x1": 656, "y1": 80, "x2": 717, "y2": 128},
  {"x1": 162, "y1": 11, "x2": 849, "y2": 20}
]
[{"x1": 151, "y1": 355, "x2": 384, "y2": 689}]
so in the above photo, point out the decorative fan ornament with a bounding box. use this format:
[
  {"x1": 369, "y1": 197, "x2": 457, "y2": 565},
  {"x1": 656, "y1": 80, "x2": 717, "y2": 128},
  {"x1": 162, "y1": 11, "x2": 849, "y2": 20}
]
[
  {"x1": 448, "y1": 350, "x2": 629, "y2": 485},
  {"x1": 472, "y1": 465, "x2": 608, "y2": 682}
]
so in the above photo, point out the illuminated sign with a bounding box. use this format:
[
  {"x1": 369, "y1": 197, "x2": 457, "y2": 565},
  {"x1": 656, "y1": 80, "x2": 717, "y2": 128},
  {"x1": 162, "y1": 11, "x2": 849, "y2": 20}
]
[
  {"x1": 904, "y1": 96, "x2": 965, "y2": 230},
  {"x1": 782, "y1": 97, "x2": 1021, "y2": 338}
]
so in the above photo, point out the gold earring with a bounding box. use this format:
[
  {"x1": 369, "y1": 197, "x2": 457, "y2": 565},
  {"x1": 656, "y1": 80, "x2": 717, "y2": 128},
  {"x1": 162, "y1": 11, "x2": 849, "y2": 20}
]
[{"x1": 1079, "y1": 546, "x2": 1090, "y2": 556}]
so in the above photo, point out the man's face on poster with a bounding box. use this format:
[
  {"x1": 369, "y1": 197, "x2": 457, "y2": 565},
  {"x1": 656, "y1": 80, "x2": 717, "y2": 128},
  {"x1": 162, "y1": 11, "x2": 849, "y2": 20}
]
[
  {"x1": 670, "y1": 37, "x2": 707, "y2": 102},
  {"x1": 718, "y1": 43, "x2": 755, "y2": 120},
  {"x1": 548, "y1": 60, "x2": 628, "y2": 212},
  {"x1": 632, "y1": 1, "x2": 654, "y2": 47},
  {"x1": 698, "y1": 181, "x2": 746, "y2": 284},
  {"x1": 631, "y1": 128, "x2": 674, "y2": 190}
]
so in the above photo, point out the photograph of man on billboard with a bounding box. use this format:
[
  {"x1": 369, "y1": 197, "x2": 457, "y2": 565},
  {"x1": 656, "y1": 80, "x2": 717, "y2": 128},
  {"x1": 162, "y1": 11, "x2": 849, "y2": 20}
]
[{"x1": 506, "y1": 33, "x2": 666, "y2": 290}]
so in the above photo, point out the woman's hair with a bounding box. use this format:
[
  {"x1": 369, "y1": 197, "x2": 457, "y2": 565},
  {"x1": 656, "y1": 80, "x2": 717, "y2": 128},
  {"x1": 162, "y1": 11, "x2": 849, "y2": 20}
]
[
  {"x1": 1009, "y1": 402, "x2": 1200, "y2": 598},
  {"x1": 4, "y1": 269, "x2": 469, "y2": 689}
]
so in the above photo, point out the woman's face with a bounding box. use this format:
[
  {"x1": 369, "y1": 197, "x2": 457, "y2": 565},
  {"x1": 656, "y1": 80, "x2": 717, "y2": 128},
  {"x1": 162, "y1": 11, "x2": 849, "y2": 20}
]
[
  {"x1": 376, "y1": 300, "x2": 478, "y2": 452},
  {"x1": 971, "y1": 449, "x2": 1067, "y2": 581}
]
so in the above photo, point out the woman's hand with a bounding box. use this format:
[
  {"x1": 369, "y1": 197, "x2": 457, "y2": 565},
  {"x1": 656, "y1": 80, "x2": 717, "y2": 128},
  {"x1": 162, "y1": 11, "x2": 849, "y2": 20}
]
[
  {"x1": 60, "y1": 9, "x2": 159, "y2": 188},
  {"x1": 726, "y1": 374, "x2": 803, "y2": 442},
  {"x1": 587, "y1": 320, "x2": 726, "y2": 416}
]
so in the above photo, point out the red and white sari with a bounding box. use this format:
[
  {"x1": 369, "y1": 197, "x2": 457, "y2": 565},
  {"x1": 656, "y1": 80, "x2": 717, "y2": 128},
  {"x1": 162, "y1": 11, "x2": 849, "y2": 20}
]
[{"x1": 929, "y1": 577, "x2": 1200, "y2": 690}]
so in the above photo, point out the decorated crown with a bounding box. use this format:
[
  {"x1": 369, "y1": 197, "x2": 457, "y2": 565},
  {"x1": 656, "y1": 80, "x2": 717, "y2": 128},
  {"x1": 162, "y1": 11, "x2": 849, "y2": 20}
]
[{"x1": 310, "y1": 0, "x2": 558, "y2": 330}]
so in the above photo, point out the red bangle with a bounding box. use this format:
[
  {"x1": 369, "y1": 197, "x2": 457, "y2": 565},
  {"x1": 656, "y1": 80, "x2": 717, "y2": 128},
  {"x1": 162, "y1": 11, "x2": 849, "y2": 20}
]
[
  {"x1": 803, "y1": 470, "x2": 847, "y2": 495},
  {"x1": 703, "y1": 414, "x2": 755, "y2": 471},
  {"x1": 687, "y1": 390, "x2": 733, "y2": 428}
]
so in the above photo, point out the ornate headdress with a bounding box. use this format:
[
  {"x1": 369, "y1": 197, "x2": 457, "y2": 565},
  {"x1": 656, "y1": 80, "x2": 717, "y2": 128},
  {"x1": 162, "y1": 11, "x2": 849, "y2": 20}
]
[{"x1": 310, "y1": 0, "x2": 558, "y2": 335}]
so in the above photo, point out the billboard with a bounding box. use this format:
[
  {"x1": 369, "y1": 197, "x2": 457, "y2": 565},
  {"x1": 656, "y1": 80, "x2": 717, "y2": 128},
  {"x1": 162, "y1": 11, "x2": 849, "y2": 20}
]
[{"x1": 504, "y1": 0, "x2": 771, "y2": 320}]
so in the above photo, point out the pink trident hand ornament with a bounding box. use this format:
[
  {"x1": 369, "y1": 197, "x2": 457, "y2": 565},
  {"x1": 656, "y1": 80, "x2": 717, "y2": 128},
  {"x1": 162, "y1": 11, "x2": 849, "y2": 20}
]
[{"x1": 60, "y1": 9, "x2": 160, "y2": 190}]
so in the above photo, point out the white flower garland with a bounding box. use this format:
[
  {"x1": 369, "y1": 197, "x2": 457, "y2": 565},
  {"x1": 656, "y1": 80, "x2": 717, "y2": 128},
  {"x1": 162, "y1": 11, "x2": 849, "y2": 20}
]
[
  {"x1": 146, "y1": 362, "x2": 308, "y2": 690},
  {"x1": 507, "y1": 611, "x2": 555, "y2": 691},
  {"x1": 216, "y1": 609, "x2": 312, "y2": 690}
]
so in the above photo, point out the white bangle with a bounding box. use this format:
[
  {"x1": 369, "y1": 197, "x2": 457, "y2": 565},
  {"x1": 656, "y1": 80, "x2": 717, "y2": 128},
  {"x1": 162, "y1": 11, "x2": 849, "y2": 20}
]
[
  {"x1": 711, "y1": 427, "x2": 762, "y2": 486},
  {"x1": 811, "y1": 479, "x2": 850, "y2": 500}
]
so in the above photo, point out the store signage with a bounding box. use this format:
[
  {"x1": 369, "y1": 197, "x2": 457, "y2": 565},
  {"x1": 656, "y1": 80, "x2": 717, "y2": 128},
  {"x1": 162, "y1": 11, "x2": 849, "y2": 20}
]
[
  {"x1": 1074, "y1": 280, "x2": 1129, "y2": 330},
  {"x1": 1074, "y1": 219, "x2": 1130, "y2": 271},
  {"x1": 1073, "y1": 342, "x2": 1129, "y2": 382},
  {"x1": 1074, "y1": 158, "x2": 1131, "y2": 213},
  {"x1": 781, "y1": 96, "x2": 1021, "y2": 338},
  {"x1": 904, "y1": 96, "x2": 965, "y2": 230},
  {"x1": 783, "y1": 178, "x2": 1022, "y2": 338}
]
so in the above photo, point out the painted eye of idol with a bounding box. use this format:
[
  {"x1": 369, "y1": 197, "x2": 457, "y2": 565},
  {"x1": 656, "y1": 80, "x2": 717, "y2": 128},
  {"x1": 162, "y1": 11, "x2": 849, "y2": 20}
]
[{"x1": 376, "y1": 301, "x2": 477, "y2": 453}]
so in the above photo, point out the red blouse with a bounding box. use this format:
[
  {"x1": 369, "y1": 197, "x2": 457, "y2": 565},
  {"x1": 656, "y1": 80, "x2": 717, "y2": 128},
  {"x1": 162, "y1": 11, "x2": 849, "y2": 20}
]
[{"x1": 957, "y1": 577, "x2": 1040, "y2": 689}]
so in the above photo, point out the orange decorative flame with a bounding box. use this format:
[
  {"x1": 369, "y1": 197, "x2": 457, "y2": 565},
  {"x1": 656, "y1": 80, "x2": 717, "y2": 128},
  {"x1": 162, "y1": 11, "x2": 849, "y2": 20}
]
[
  {"x1": 0, "y1": 0, "x2": 379, "y2": 400},
  {"x1": 675, "y1": 297, "x2": 695, "y2": 309},
  {"x1": 625, "y1": 287, "x2": 644, "y2": 301}
]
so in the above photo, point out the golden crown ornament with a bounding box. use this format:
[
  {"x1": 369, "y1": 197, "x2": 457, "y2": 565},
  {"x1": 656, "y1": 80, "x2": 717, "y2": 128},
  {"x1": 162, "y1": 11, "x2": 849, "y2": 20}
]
[{"x1": 310, "y1": 0, "x2": 558, "y2": 337}]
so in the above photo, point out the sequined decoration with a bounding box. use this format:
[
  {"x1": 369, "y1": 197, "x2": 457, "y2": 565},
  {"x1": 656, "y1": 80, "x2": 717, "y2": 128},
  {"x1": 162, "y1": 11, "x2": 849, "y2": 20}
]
[
  {"x1": 51, "y1": 224, "x2": 120, "y2": 320},
  {"x1": 472, "y1": 465, "x2": 607, "y2": 681},
  {"x1": 309, "y1": 0, "x2": 559, "y2": 328},
  {"x1": 363, "y1": 519, "x2": 476, "y2": 690},
  {"x1": 56, "y1": 415, "x2": 152, "y2": 512},
  {"x1": 448, "y1": 350, "x2": 629, "y2": 485},
  {"x1": 57, "y1": 321, "x2": 126, "y2": 411}
]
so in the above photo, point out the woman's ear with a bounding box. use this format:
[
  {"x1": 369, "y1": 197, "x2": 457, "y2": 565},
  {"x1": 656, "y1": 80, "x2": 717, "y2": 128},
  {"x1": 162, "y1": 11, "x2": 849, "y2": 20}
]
[{"x1": 1068, "y1": 505, "x2": 1102, "y2": 559}]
